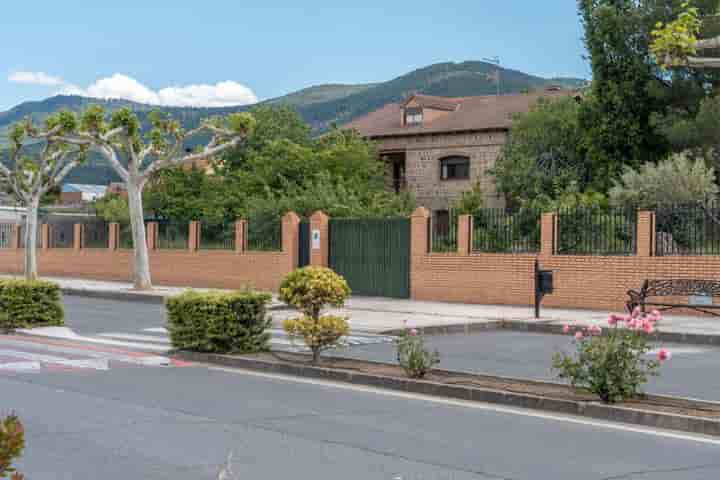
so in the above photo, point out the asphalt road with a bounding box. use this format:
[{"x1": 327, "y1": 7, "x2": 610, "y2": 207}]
[
  {"x1": 64, "y1": 295, "x2": 720, "y2": 402},
  {"x1": 4, "y1": 351, "x2": 720, "y2": 480},
  {"x1": 340, "y1": 330, "x2": 720, "y2": 402}
]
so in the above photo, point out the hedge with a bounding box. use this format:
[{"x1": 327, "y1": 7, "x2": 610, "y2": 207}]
[
  {"x1": 0, "y1": 279, "x2": 64, "y2": 330},
  {"x1": 166, "y1": 290, "x2": 272, "y2": 354}
]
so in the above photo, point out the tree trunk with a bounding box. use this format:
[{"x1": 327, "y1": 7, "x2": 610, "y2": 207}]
[
  {"x1": 126, "y1": 178, "x2": 152, "y2": 290},
  {"x1": 24, "y1": 197, "x2": 40, "y2": 281}
]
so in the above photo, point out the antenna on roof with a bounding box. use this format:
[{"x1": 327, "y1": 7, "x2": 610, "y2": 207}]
[{"x1": 482, "y1": 56, "x2": 501, "y2": 96}]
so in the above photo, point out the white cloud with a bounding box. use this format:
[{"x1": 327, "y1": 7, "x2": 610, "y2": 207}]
[
  {"x1": 9, "y1": 71, "x2": 65, "y2": 86},
  {"x1": 12, "y1": 72, "x2": 258, "y2": 108}
]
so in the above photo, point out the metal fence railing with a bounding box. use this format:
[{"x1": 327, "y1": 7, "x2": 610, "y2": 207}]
[
  {"x1": 118, "y1": 223, "x2": 134, "y2": 249},
  {"x1": 157, "y1": 222, "x2": 189, "y2": 250},
  {"x1": 557, "y1": 207, "x2": 637, "y2": 256},
  {"x1": 49, "y1": 222, "x2": 74, "y2": 248},
  {"x1": 429, "y1": 212, "x2": 457, "y2": 253},
  {"x1": 245, "y1": 217, "x2": 282, "y2": 251},
  {"x1": 655, "y1": 204, "x2": 720, "y2": 256},
  {"x1": 0, "y1": 224, "x2": 13, "y2": 248},
  {"x1": 199, "y1": 222, "x2": 235, "y2": 250},
  {"x1": 82, "y1": 221, "x2": 109, "y2": 249},
  {"x1": 472, "y1": 208, "x2": 541, "y2": 253}
]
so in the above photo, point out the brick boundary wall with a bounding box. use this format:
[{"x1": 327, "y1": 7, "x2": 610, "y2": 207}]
[
  {"x1": 0, "y1": 212, "x2": 300, "y2": 292},
  {"x1": 410, "y1": 208, "x2": 720, "y2": 311}
]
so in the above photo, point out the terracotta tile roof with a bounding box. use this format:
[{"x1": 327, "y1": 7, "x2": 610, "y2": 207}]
[
  {"x1": 345, "y1": 90, "x2": 576, "y2": 138},
  {"x1": 401, "y1": 94, "x2": 461, "y2": 111}
]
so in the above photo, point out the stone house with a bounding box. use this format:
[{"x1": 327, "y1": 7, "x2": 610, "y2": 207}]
[{"x1": 346, "y1": 88, "x2": 575, "y2": 226}]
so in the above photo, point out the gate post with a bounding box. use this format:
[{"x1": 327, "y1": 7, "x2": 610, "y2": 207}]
[
  {"x1": 309, "y1": 211, "x2": 329, "y2": 267},
  {"x1": 540, "y1": 213, "x2": 557, "y2": 257},
  {"x1": 282, "y1": 211, "x2": 301, "y2": 267},
  {"x1": 410, "y1": 207, "x2": 430, "y2": 256},
  {"x1": 457, "y1": 214, "x2": 472, "y2": 255},
  {"x1": 637, "y1": 211, "x2": 655, "y2": 257}
]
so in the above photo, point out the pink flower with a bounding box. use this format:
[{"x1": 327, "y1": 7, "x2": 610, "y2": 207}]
[
  {"x1": 589, "y1": 325, "x2": 602, "y2": 336},
  {"x1": 657, "y1": 348, "x2": 672, "y2": 362},
  {"x1": 608, "y1": 314, "x2": 620, "y2": 326},
  {"x1": 632, "y1": 306, "x2": 642, "y2": 318},
  {"x1": 409, "y1": 328, "x2": 418, "y2": 336},
  {"x1": 627, "y1": 318, "x2": 637, "y2": 329},
  {"x1": 574, "y1": 331, "x2": 584, "y2": 340},
  {"x1": 563, "y1": 325, "x2": 571, "y2": 334},
  {"x1": 643, "y1": 322, "x2": 655, "y2": 334}
]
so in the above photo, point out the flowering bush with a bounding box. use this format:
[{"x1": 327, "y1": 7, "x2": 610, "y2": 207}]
[
  {"x1": 283, "y1": 315, "x2": 350, "y2": 363},
  {"x1": 395, "y1": 325, "x2": 440, "y2": 379},
  {"x1": 553, "y1": 309, "x2": 671, "y2": 403},
  {"x1": 0, "y1": 415, "x2": 25, "y2": 480}
]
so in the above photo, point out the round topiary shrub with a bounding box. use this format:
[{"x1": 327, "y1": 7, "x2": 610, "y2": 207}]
[{"x1": 279, "y1": 267, "x2": 351, "y2": 363}]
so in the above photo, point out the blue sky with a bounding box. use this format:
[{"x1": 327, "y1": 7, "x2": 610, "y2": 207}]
[{"x1": 0, "y1": 0, "x2": 588, "y2": 110}]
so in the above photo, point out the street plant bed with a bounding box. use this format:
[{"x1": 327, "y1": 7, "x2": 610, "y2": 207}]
[{"x1": 177, "y1": 350, "x2": 720, "y2": 427}]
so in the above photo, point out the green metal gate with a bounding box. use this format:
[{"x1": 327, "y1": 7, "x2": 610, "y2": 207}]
[{"x1": 329, "y1": 218, "x2": 410, "y2": 298}]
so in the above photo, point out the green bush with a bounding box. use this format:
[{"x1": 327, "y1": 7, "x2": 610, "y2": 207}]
[
  {"x1": 0, "y1": 280, "x2": 64, "y2": 330},
  {"x1": 395, "y1": 326, "x2": 440, "y2": 379},
  {"x1": 166, "y1": 290, "x2": 272, "y2": 354},
  {"x1": 280, "y1": 267, "x2": 351, "y2": 363}
]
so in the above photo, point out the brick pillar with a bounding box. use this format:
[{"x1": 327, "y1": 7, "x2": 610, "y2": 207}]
[
  {"x1": 41, "y1": 224, "x2": 50, "y2": 250},
  {"x1": 108, "y1": 223, "x2": 119, "y2": 251},
  {"x1": 146, "y1": 222, "x2": 158, "y2": 250},
  {"x1": 309, "y1": 211, "x2": 329, "y2": 267},
  {"x1": 457, "y1": 214, "x2": 472, "y2": 255},
  {"x1": 188, "y1": 221, "x2": 200, "y2": 251},
  {"x1": 540, "y1": 213, "x2": 556, "y2": 257},
  {"x1": 282, "y1": 211, "x2": 301, "y2": 267},
  {"x1": 73, "y1": 224, "x2": 83, "y2": 251},
  {"x1": 10, "y1": 225, "x2": 21, "y2": 249},
  {"x1": 411, "y1": 207, "x2": 430, "y2": 256},
  {"x1": 235, "y1": 220, "x2": 246, "y2": 253},
  {"x1": 637, "y1": 210, "x2": 655, "y2": 257}
]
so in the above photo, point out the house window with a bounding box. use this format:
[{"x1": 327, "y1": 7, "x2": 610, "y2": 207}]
[
  {"x1": 440, "y1": 156, "x2": 470, "y2": 180},
  {"x1": 405, "y1": 107, "x2": 423, "y2": 125}
]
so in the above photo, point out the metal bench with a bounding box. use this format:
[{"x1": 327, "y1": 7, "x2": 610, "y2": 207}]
[{"x1": 627, "y1": 279, "x2": 720, "y2": 316}]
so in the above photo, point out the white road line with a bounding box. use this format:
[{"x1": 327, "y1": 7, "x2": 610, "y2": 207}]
[
  {"x1": 0, "y1": 361, "x2": 41, "y2": 371},
  {"x1": 0, "y1": 349, "x2": 109, "y2": 370},
  {"x1": 1, "y1": 338, "x2": 171, "y2": 366},
  {"x1": 208, "y1": 365, "x2": 720, "y2": 446},
  {"x1": 98, "y1": 333, "x2": 172, "y2": 344},
  {"x1": 143, "y1": 327, "x2": 168, "y2": 333}
]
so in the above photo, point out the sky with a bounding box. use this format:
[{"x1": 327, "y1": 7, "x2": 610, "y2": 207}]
[{"x1": 0, "y1": 0, "x2": 589, "y2": 111}]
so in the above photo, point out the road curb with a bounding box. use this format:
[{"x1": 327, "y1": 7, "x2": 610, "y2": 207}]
[
  {"x1": 380, "y1": 320, "x2": 720, "y2": 347},
  {"x1": 61, "y1": 288, "x2": 289, "y2": 310},
  {"x1": 172, "y1": 350, "x2": 720, "y2": 438}
]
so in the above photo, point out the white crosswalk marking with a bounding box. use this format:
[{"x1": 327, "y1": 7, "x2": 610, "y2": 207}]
[{"x1": 94, "y1": 326, "x2": 395, "y2": 353}]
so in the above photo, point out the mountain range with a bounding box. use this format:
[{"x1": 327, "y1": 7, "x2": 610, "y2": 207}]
[{"x1": 0, "y1": 61, "x2": 586, "y2": 184}]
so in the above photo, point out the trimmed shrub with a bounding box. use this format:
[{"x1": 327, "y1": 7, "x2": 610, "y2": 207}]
[
  {"x1": 280, "y1": 267, "x2": 351, "y2": 363},
  {"x1": 0, "y1": 280, "x2": 64, "y2": 330},
  {"x1": 279, "y1": 266, "x2": 351, "y2": 319},
  {"x1": 166, "y1": 290, "x2": 272, "y2": 354},
  {"x1": 283, "y1": 315, "x2": 350, "y2": 362}
]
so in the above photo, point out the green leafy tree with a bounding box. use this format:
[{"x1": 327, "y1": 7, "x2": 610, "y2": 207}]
[
  {"x1": 609, "y1": 153, "x2": 718, "y2": 207},
  {"x1": 93, "y1": 193, "x2": 130, "y2": 223},
  {"x1": 52, "y1": 106, "x2": 256, "y2": 290},
  {"x1": 0, "y1": 113, "x2": 87, "y2": 280},
  {"x1": 578, "y1": 0, "x2": 671, "y2": 191},
  {"x1": 451, "y1": 181, "x2": 485, "y2": 214},
  {"x1": 491, "y1": 97, "x2": 585, "y2": 205}
]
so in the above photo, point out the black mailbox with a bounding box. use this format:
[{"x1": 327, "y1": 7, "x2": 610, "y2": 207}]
[
  {"x1": 534, "y1": 260, "x2": 554, "y2": 318},
  {"x1": 538, "y1": 270, "x2": 554, "y2": 295}
]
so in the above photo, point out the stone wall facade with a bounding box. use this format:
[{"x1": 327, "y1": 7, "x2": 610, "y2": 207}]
[{"x1": 373, "y1": 130, "x2": 507, "y2": 211}]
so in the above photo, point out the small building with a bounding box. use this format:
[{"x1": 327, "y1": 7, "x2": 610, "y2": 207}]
[
  {"x1": 346, "y1": 88, "x2": 576, "y2": 218},
  {"x1": 60, "y1": 184, "x2": 108, "y2": 205}
]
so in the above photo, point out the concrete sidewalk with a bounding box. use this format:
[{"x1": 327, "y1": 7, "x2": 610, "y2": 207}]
[{"x1": 7, "y1": 274, "x2": 720, "y2": 337}]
